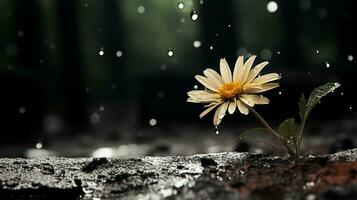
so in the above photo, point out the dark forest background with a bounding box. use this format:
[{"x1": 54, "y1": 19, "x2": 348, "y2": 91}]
[{"x1": 0, "y1": 0, "x2": 356, "y2": 156}]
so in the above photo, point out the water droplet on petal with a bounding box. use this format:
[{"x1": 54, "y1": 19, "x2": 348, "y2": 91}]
[{"x1": 190, "y1": 10, "x2": 199, "y2": 21}]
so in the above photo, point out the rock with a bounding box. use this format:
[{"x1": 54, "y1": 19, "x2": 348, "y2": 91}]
[{"x1": 0, "y1": 149, "x2": 357, "y2": 199}]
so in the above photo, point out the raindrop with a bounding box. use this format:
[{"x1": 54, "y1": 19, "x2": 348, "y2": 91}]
[
  {"x1": 18, "y1": 30, "x2": 24, "y2": 37},
  {"x1": 6, "y1": 43, "x2": 18, "y2": 56},
  {"x1": 137, "y1": 5, "x2": 145, "y2": 14},
  {"x1": 260, "y1": 49, "x2": 272, "y2": 60},
  {"x1": 300, "y1": 0, "x2": 311, "y2": 11},
  {"x1": 227, "y1": 24, "x2": 231, "y2": 28},
  {"x1": 209, "y1": 45, "x2": 213, "y2": 50},
  {"x1": 190, "y1": 10, "x2": 199, "y2": 21},
  {"x1": 316, "y1": 50, "x2": 320, "y2": 54},
  {"x1": 149, "y1": 118, "x2": 157, "y2": 126},
  {"x1": 325, "y1": 61, "x2": 330, "y2": 68},
  {"x1": 193, "y1": 40, "x2": 201, "y2": 48},
  {"x1": 157, "y1": 91, "x2": 165, "y2": 98},
  {"x1": 307, "y1": 71, "x2": 311, "y2": 75},
  {"x1": 317, "y1": 8, "x2": 328, "y2": 19},
  {"x1": 200, "y1": 0, "x2": 204, "y2": 5},
  {"x1": 90, "y1": 113, "x2": 100, "y2": 124},
  {"x1": 214, "y1": 126, "x2": 220, "y2": 134},
  {"x1": 177, "y1": 2, "x2": 184, "y2": 10},
  {"x1": 193, "y1": 85, "x2": 198, "y2": 89},
  {"x1": 160, "y1": 64, "x2": 167, "y2": 70},
  {"x1": 49, "y1": 42, "x2": 56, "y2": 50},
  {"x1": 84, "y1": 3, "x2": 88, "y2": 7},
  {"x1": 36, "y1": 142, "x2": 43, "y2": 149},
  {"x1": 347, "y1": 55, "x2": 353, "y2": 61},
  {"x1": 349, "y1": 106, "x2": 353, "y2": 110},
  {"x1": 99, "y1": 105, "x2": 105, "y2": 112},
  {"x1": 111, "y1": 83, "x2": 117, "y2": 90},
  {"x1": 278, "y1": 91, "x2": 282, "y2": 95},
  {"x1": 341, "y1": 92, "x2": 344, "y2": 96},
  {"x1": 99, "y1": 50, "x2": 104, "y2": 56},
  {"x1": 277, "y1": 51, "x2": 281, "y2": 55},
  {"x1": 168, "y1": 50, "x2": 174, "y2": 57},
  {"x1": 19, "y1": 107, "x2": 26, "y2": 114},
  {"x1": 116, "y1": 50, "x2": 123, "y2": 57},
  {"x1": 266, "y1": 1, "x2": 278, "y2": 13}
]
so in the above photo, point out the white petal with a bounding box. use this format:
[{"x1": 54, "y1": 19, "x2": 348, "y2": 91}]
[
  {"x1": 237, "y1": 100, "x2": 249, "y2": 115},
  {"x1": 187, "y1": 90, "x2": 220, "y2": 103},
  {"x1": 241, "y1": 55, "x2": 256, "y2": 84},
  {"x1": 247, "y1": 83, "x2": 280, "y2": 93},
  {"x1": 243, "y1": 83, "x2": 263, "y2": 93},
  {"x1": 195, "y1": 75, "x2": 220, "y2": 92},
  {"x1": 213, "y1": 102, "x2": 229, "y2": 126},
  {"x1": 204, "y1": 68, "x2": 224, "y2": 86},
  {"x1": 245, "y1": 61, "x2": 269, "y2": 84},
  {"x1": 239, "y1": 95, "x2": 255, "y2": 107},
  {"x1": 220, "y1": 58, "x2": 232, "y2": 83},
  {"x1": 245, "y1": 95, "x2": 270, "y2": 105},
  {"x1": 228, "y1": 101, "x2": 237, "y2": 114},
  {"x1": 252, "y1": 73, "x2": 281, "y2": 84},
  {"x1": 233, "y1": 56, "x2": 244, "y2": 82},
  {"x1": 199, "y1": 103, "x2": 221, "y2": 118}
]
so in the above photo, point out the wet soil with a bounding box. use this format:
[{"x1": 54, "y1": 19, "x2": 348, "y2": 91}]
[{"x1": 1, "y1": 149, "x2": 357, "y2": 200}]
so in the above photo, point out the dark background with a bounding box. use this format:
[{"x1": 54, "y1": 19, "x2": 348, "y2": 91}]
[{"x1": 1, "y1": 0, "x2": 356, "y2": 157}]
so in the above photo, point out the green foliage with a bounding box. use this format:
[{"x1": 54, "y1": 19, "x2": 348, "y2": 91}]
[
  {"x1": 299, "y1": 82, "x2": 341, "y2": 123},
  {"x1": 298, "y1": 94, "x2": 307, "y2": 122},
  {"x1": 278, "y1": 118, "x2": 297, "y2": 140}
]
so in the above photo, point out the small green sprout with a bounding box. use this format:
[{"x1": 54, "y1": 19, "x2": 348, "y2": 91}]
[{"x1": 187, "y1": 55, "x2": 340, "y2": 158}]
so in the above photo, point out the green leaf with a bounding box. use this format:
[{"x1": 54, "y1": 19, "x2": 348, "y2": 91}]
[
  {"x1": 236, "y1": 128, "x2": 269, "y2": 143},
  {"x1": 298, "y1": 93, "x2": 306, "y2": 122},
  {"x1": 303, "y1": 82, "x2": 341, "y2": 121},
  {"x1": 278, "y1": 118, "x2": 297, "y2": 140}
]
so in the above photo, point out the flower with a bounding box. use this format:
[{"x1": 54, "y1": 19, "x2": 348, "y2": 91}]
[{"x1": 187, "y1": 55, "x2": 281, "y2": 126}]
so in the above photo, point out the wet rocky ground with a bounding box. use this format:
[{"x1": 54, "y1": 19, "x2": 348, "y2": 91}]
[{"x1": 1, "y1": 149, "x2": 357, "y2": 200}]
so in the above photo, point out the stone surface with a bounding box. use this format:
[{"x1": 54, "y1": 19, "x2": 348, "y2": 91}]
[{"x1": 1, "y1": 149, "x2": 357, "y2": 199}]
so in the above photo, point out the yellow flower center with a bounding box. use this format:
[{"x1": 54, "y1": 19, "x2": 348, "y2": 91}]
[{"x1": 219, "y1": 82, "x2": 243, "y2": 101}]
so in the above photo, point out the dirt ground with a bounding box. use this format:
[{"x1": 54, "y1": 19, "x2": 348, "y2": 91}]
[{"x1": 1, "y1": 149, "x2": 357, "y2": 200}]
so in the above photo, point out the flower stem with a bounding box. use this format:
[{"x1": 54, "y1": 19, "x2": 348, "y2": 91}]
[{"x1": 248, "y1": 106, "x2": 298, "y2": 158}]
